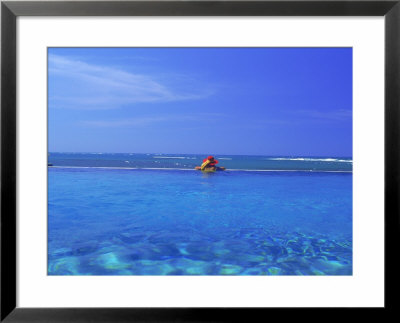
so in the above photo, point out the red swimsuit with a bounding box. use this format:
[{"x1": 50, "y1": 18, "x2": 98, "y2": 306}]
[{"x1": 203, "y1": 158, "x2": 219, "y2": 166}]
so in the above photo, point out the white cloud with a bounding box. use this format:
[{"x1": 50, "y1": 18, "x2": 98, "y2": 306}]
[
  {"x1": 81, "y1": 116, "x2": 174, "y2": 127},
  {"x1": 80, "y1": 113, "x2": 225, "y2": 128},
  {"x1": 48, "y1": 54, "x2": 213, "y2": 109}
]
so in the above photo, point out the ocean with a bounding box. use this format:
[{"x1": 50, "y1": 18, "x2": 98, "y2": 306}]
[
  {"x1": 48, "y1": 153, "x2": 352, "y2": 275},
  {"x1": 48, "y1": 152, "x2": 352, "y2": 172}
]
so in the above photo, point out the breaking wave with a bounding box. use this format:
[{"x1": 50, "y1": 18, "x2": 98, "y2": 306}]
[{"x1": 268, "y1": 158, "x2": 352, "y2": 163}]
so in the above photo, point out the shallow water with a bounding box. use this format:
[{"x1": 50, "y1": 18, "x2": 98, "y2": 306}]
[{"x1": 48, "y1": 168, "x2": 352, "y2": 275}]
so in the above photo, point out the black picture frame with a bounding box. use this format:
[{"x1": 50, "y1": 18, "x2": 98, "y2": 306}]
[{"x1": 1, "y1": 0, "x2": 399, "y2": 321}]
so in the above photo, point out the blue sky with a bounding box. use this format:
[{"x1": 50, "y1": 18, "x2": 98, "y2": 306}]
[{"x1": 48, "y1": 47, "x2": 352, "y2": 156}]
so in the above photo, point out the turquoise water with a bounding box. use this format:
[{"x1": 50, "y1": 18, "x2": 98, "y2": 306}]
[
  {"x1": 48, "y1": 158, "x2": 352, "y2": 276},
  {"x1": 48, "y1": 152, "x2": 352, "y2": 172}
]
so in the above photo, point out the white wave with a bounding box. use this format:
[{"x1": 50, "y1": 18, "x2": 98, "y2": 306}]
[
  {"x1": 153, "y1": 156, "x2": 197, "y2": 159},
  {"x1": 153, "y1": 156, "x2": 187, "y2": 159},
  {"x1": 218, "y1": 158, "x2": 232, "y2": 160},
  {"x1": 268, "y1": 157, "x2": 352, "y2": 163}
]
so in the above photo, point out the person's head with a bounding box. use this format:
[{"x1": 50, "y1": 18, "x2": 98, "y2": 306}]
[{"x1": 207, "y1": 156, "x2": 215, "y2": 161}]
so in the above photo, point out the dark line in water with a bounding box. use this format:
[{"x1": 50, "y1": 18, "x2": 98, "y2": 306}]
[{"x1": 48, "y1": 166, "x2": 352, "y2": 173}]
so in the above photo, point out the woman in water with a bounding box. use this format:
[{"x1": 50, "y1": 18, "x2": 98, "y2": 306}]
[{"x1": 200, "y1": 156, "x2": 219, "y2": 170}]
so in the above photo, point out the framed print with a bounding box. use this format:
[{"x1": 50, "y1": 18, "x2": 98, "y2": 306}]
[{"x1": 1, "y1": 0, "x2": 399, "y2": 321}]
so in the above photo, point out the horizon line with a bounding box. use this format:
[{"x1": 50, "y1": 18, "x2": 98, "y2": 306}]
[{"x1": 48, "y1": 151, "x2": 353, "y2": 158}]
